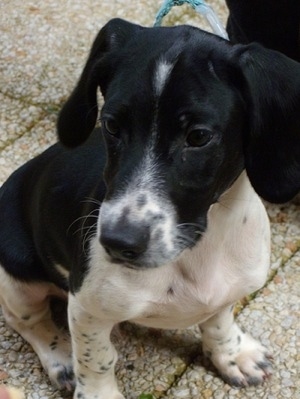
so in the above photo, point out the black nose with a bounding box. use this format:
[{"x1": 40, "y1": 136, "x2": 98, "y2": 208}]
[{"x1": 100, "y1": 224, "x2": 149, "y2": 262}]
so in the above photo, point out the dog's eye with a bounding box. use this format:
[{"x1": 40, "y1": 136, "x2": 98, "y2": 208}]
[
  {"x1": 186, "y1": 128, "x2": 213, "y2": 147},
  {"x1": 103, "y1": 119, "x2": 120, "y2": 136}
]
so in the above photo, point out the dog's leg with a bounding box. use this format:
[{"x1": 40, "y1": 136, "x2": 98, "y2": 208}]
[
  {"x1": 0, "y1": 268, "x2": 74, "y2": 390},
  {"x1": 68, "y1": 294, "x2": 124, "y2": 399},
  {"x1": 200, "y1": 305, "x2": 273, "y2": 387}
]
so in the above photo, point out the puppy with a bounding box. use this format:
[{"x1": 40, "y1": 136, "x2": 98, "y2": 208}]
[{"x1": 0, "y1": 19, "x2": 300, "y2": 399}]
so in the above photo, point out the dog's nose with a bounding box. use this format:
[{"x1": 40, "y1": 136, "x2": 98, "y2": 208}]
[{"x1": 100, "y1": 224, "x2": 149, "y2": 262}]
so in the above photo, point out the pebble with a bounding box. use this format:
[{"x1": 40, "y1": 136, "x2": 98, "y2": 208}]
[
  {"x1": 8, "y1": 351, "x2": 18, "y2": 362},
  {"x1": 172, "y1": 388, "x2": 190, "y2": 398}
]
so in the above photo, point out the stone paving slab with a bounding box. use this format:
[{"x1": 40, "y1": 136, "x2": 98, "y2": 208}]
[
  {"x1": 0, "y1": 0, "x2": 299, "y2": 399},
  {"x1": 0, "y1": 94, "x2": 46, "y2": 150},
  {"x1": 0, "y1": 0, "x2": 159, "y2": 105},
  {"x1": 0, "y1": 115, "x2": 57, "y2": 184}
]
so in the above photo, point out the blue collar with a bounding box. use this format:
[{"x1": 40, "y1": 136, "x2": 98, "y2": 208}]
[{"x1": 154, "y1": 0, "x2": 228, "y2": 40}]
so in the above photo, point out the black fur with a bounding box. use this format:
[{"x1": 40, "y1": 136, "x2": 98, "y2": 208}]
[
  {"x1": 0, "y1": 130, "x2": 106, "y2": 291},
  {"x1": 226, "y1": 0, "x2": 300, "y2": 202},
  {"x1": 226, "y1": 0, "x2": 300, "y2": 62}
]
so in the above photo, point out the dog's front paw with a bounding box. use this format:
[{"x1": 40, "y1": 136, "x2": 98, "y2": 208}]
[
  {"x1": 205, "y1": 333, "x2": 273, "y2": 387},
  {"x1": 73, "y1": 386, "x2": 124, "y2": 399},
  {"x1": 48, "y1": 363, "x2": 75, "y2": 391},
  {"x1": 39, "y1": 336, "x2": 75, "y2": 391}
]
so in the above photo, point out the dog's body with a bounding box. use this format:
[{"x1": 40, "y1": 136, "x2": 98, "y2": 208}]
[{"x1": 1, "y1": 18, "x2": 300, "y2": 399}]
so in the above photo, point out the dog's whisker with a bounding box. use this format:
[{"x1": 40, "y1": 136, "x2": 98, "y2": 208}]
[
  {"x1": 78, "y1": 216, "x2": 98, "y2": 240},
  {"x1": 177, "y1": 222, "x2": 205, "y2": 231},
  {"x1": 68, "y1": 207, "x2": 99, "y2": 239},
  {"x1": 82, "y1": 197, "x2": 102, "y2": 206},
  {"x1": 73, "y1": 221, "x2": 99, "y2": 236},
  {"x1": 70, "y1": 211, "x2": 98, "y2": 224},
  {"x1": 217, "y1": 201, "x2": 233, "y2": 212},
  {"x1": 82, "y1": 224, "x2": 97, "y2": 255},
  {"x1": 176, "y1": 233, "x2": 198, "y2": 247},
  {"x1": 67, "y1": 212, "x2": 99, "y2": 235},
  {"x1": 175, "y1": 223, "x2": 206, "y2": 247}
]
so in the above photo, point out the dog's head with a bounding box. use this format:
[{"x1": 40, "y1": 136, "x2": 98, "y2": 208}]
[{"x1": 58, "y1": 19, "x2": 300, "y2": 268}]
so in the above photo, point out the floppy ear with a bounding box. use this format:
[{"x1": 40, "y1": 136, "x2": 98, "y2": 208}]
[
  {"x1": 57, "y1": 18, "x2": 143, "y2": 147},
  {"x1": 231, "y1": 43, "x2": 300, "y2": 203}
]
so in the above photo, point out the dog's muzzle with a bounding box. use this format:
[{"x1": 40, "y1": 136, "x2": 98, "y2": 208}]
[{"x1": 97, "y1": 195, "x2": 203, "y2": 268}]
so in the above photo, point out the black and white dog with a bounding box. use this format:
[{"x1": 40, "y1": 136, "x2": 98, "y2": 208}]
[{"x1": 0, "y1": 18, "x2": 300, "y2": 399}]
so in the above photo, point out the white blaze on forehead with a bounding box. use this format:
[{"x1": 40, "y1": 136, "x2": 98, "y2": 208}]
[{"x1": 153, "y1": 59, "x2": 174, "y2": 97}]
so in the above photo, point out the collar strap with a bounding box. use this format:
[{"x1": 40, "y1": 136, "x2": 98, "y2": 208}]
[{"x1": 154, "y1": 0, "x2": 228, "y2": 40}]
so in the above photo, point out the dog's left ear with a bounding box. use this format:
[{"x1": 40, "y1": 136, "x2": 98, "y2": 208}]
[
  {"x1": 57, "y1": 18, "x2": 143, "y2": 147},
  {"x1": 231, "y1": 43, "x2": 300, "y2": 203}
]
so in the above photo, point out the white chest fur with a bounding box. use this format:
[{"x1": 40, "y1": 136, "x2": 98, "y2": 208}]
[{"x1": 77, "y1": 172, "x2": 270, "y2": 329}]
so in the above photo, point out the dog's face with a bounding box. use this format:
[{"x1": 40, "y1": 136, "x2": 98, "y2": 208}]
[
  {"x1": 98, "y1": 47, "x2": 245, "y2": 267},
  {"x1": 58, "y1": 19, "x2": 300, "y2": 268}
]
